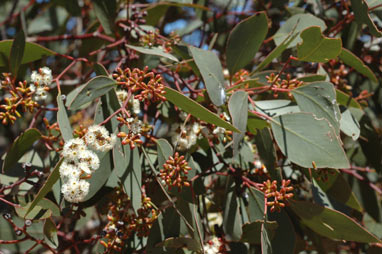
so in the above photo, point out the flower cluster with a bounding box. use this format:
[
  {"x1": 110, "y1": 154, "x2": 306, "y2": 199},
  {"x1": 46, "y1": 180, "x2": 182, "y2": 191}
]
[
  {"x1": 29, "y1": 67, "x2": 53, "y2": 101},
  {"x1": 116, "y1": 90, "x2": 141, "y2": 115},
  {"x1": 171, "y1": 122, "x2": 201, "y2": 151},
  {"x1": 0, "y1": 73, "x2": 39, "y2": 124},
  {"x1": 100, "y1": 187, "x2": 158, "y2": 253},
  {"x1": 159, "y1": 152, "x2": 192, "y2": 191},
  {"x1": 113, "y1": 67, "x2": 166, "y2": 105},
  {"x1": 60, "y1": 125, "x2": 116, "y2": 203},
  {"x1": 203, "y1": 237, "x2": 228, "y2": 254},
  {"x1": 260, "y1": 179, "x2": 294, "y2": 212}
]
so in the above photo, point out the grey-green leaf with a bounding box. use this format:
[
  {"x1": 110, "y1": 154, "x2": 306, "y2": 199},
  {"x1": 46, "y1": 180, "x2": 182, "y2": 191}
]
[
  {"x1": 2, "y1": 128, "x2": 41, "y2": 172},
  {"x1": 57, "y1": 94, "x2": 73, "y2": 142},
  {"x1": 292, "y1": 81, "x2": 341, "y2": 134},
  {"x1": 10, "y1": 30, "x2": 25, "y2": 76},
  {"x1": 189, "y1": 46, "x2": 226, "y2": 106},
  {"x1": 228, "y1": 91, "x2": 248, "y2": 156},
  {"x1": 351, "y1": 0, "x2": 382, "y2": 37},
  {"x1": 43, "y1": 218, "x2": 59, "y2": 248},
  {"x1": 297, "y1": 26, "x2": 342, "y2": 63},
  {"x1": 226, "y1": 12, "x2": 268, "y2": 74},
  {"x1": 339, "y1": 48, "x2": 378, "y2": 83},
  {"x1": 340, "y1": 109, "x2": 360, "y2": 140},
  {"x1": 164, "y1": 87, "x2": 240, "y2": 133},
  {"x1": 68, "y1": 76, "x2": 117, "y2": 110},
  {"x1": 270, "y1": 112, "x2": 349, "y2": 168},
  {"x1": 126, "y1": 45, "x2": 179, "y2": 62},
  {"x1": 273, "y1": 13, "x2": 327, "y2": 48}
]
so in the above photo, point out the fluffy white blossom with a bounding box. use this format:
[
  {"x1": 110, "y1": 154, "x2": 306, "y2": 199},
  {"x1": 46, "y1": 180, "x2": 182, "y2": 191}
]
[
  {"x1": 85, "y1": 125, "x2": 116, "y2": 152},
  {"x1": 61, "y1": 179, "x2": 90, "y2": 203},
  {"x1": 33, "y1": 87, "x2": 48, "y2": 101},
  {"x1": 31, "y1": 67, "x2": 53, "y2": 86},
  {"x1": 62, "y1": 138, "x2": 87, "y2": 161},
  {"x1": 59, "y1": 161, "x2": 81, "y2": 180},
  {"x1": 77, "y1": 150, "x2": 100, "y2": 171},
  {"x1": 171, "y1": 123, "x2": 201, "y2": 151},
  {"x1": 212, "y1": 127, "x2": 226, "y2": 135},
  {"x1": 116, "y1": 90, "x2": 128, "y2": 105},
  {"x1": 127, "y1": 118, "x2": 142, "y2": 135},
  {"x1": 203, "y1": 237, "x2": 222, "y2": 254},
  {"x1": 131, "y1": 98, "x2": 141, "y2": 115}
]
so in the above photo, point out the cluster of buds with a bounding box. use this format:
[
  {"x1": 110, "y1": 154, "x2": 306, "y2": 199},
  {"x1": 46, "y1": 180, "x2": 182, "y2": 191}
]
[
  {"x1": 266, "y1": 73, "x2": 303, "y2": 91},
  {"x1": 260, "y1": 179, "x2": 294, "y2": 212},
  {"x1": 60, "y1": 125, "x2": 116, "y2": 203},
  {"x1": 327, "y1": 60, "x2": 351, "y2": 91},
  {"x1": 117, "y1": 116, "x2": 145, "y2": 149},
  {"x1": 203, "y1": 236, "x2": 228, "y2": 254},
  {"x1": 140, "y1": 30, "x2": 180, "y2": 53},
  {"x1": 0, "y1": 73, "x2": 39, "y2": 124},
  {"x1": 100, "y1": 188, "x2": 158, "y2": 253},
  {"x1": 122, "y1": 6, "x2": 147, "y2": 37},
  {"x1": 113, "y1": 67, "x2": 166, "y2": 105},
  {"x1": 159, "y1": 152, "x2": 191, "y2": 191},
  {"x1": 41, "y1": 118, "x2": 61, "y2": 151}
]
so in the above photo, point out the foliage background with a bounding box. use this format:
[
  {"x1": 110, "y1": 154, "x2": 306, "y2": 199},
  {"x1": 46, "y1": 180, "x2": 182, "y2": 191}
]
[{"x1": 1, "y1": 0, "x2": 382, "y2": 253}]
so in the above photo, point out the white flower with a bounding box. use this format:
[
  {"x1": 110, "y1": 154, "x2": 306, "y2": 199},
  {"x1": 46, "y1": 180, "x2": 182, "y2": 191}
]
[
  {"x1": 85, "y1": 125, "x2": 116, "y2": 152},
  {"x1": 129, "y1": 118, "x2": 142, "y2": 135},
  {"x1": 116, "y1": 90, "x2": 128, "y2": 105},
  {"x1": 29, "y1": 84, "x2": 36, "y2": 92},
  {"x1": 212, "y1": 127, "x2": 226, "y2": 135},
  {"x1": 33, "y1": 87, "x2": 48, "y2": 101},
  {"x1": 59, "y1": 161, "x2": 81, "y2": 180},
  {"x1": 31, "y1": 67, "x2": 53, "y2": 86},
  {"x1": 76, "y1": 162, "x2": 92, "y2": 175},
  {"x1": 131, "y1": 98, "x2": 141, "y2": 114},
  {"x1": 61, "y1": 179, "x2": 90, "y2": 203},
  {"x1": 254, "y1": 160, "x2": 262, "y2": 169},
  {"x1": 31, "y1": 71, "x2": 42, "y2": 83},
  {"x1": 62, "y1": 138, "x2": 87, "y2": 161},
  {"x1": 78, "y1": 150, "x2": 100, "y2": 171},
  {"x1": 222, "y1": 112, "x2": 230, "y2": 121},
  {"x1": 203, "y1": 237, "x2": 222, "y2": 254}
]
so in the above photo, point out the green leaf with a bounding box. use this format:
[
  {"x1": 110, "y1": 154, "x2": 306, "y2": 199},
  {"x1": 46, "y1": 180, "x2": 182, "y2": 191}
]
[
  {"x1": 247, "y1": 187, "x2": 265, "y2": 223},
  {"x1": 2, "y1": 128, "x2": 41, "y2": 172},
  {"x1": 57, "y1": 94, "x2": 73, "y2": 142},
  {"x1": 126, "y1": 45, "x2": 179, "y2": 62},
  {"x1": 254, "y1": 128, "x2": 279, "y2": 181},
  {"x1": 16, "y1": 198, "x2": 60, "y2": 220},
  {"x1": 92, "y1": 0, "x2": 116, "y2": 35},
  {"x1": 247, "y1": 111, "x2": 268, "y2": 135},
  {"x1": 241, "y1": 220, "x2": 278, "y2": 244},
  {"x1": 339, "y1": 48, "x2": 378, "y2": 83},
  {"x1": 255, "y1": 99, "x2": 300, "y2": 117},
  {"x1": 122, "y1": 148, "x2": 142, "y2": 213},
  {"x1": 274, "y1": 13, "x2": 327, "y2": 48},
  {"x1": 164, "y1": 87, "x2": 240, "y2": 133},
  {"x1": 10, "y1": 30, "x2": 25, "y2": 75},
  {"x1": 290, "y1": 200, "x2": 380, "y2": 243},
  {"x1": 340, "y1": 109, "x2": 360, "y2": 140},
  {"x1": 297, "y1": 74, "x2": 326, "y2": 82},
  {"x1": 25, "y1": 158, "x2": 64, "y2": 216},
  {"x1": 189, "y1": 46, "x2": 226, "y2": 106},
  {"x1": 270, "y1": 112, "x2": 350, "y2": 168},
  {"x1": 268, "y1": 210, "x2": 296, "y2": 254},
  {"x1": 43, "y1": 218, "x2": 59, "y2": 248},
  {"x1": 336, "y1": 89, "x2": 362, "y2": 109},
  {"x1": 223, "y1": 185, "x2": 242, "y2": 241},
  {"x1": 228, "y1": 91, "x2": 248, "y2": 156},
  {"x1": 297, "y1": 26, "x2": 342, "y2": 63},
  {"x1": 292, "y1": 82, "x2": 341, "y2": 134},
  {"x1": 0, "y1": 40, "x2": 55, "y2": 67},
  {"x1": 313, "y1": 169, "x2": 362, "y2": 212},
  {"x1": 156, "y1": 139, "x2": 173, "y2": 168},
  {"x1": 68, "y1": 76, "x2": 117, "y2": 110},
  {"x1": 156, "y1": 237, "x2": 201, "y2": 251},
  {"x1": 226, "y1": 12, "x2": 268, "y2": 74},
  {"x1": 351, "y1": 0, "x2": 382, "y2": 37}
]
